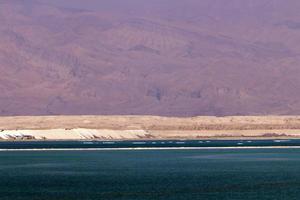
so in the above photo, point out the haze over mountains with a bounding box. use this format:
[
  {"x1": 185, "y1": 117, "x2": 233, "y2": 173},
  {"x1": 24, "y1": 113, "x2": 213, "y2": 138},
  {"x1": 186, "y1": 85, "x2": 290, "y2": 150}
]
[{"x1": 1, "y1": 0, "x2": 300, "y2": 116}]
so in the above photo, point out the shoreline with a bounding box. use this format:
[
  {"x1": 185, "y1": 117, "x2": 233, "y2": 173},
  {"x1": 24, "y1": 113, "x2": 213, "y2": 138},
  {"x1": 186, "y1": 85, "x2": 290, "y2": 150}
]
[
  {"x1": 1, "y1": 128, "x2": 300, "y2": 141},
  {"x1": 0, "y1": 136, "x2": 299, "y2": 142},
  {"x1": 1, "y1": 115, "x2": 300, "y2": 141},
  {"x1": 1, "y1": 146, "x2": 300, "y2": 151}
]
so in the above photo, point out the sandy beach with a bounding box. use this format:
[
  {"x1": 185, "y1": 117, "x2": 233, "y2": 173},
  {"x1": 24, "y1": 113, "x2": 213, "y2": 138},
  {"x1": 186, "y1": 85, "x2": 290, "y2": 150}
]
[{"x1": 1, "y1": 115, "x2": 300, "y2": 140}]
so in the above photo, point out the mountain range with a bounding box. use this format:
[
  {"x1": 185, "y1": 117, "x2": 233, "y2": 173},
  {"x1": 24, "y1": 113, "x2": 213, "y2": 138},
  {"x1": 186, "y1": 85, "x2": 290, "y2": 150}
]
[{"x1": 1, "y1": 0, "x2": 300, "y2": 116}]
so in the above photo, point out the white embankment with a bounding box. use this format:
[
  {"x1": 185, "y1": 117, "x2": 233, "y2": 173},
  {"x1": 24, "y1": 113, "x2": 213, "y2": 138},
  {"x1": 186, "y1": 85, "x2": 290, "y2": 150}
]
[{"x1": 0, "y1": 129, "x2": 150, "y2": 140}]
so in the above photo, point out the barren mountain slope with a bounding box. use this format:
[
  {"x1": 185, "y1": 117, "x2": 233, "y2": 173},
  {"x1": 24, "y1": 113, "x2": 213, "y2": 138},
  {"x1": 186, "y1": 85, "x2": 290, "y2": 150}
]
[{"x1": 1, "y1": 0, "x2": 300, "y2": 116}]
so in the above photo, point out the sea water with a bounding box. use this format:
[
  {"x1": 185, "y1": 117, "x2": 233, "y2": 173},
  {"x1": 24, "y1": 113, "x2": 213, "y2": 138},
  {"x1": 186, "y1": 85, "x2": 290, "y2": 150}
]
[
  {"x1": 0, "y1": 139, "x2": 298, "y2": 149},
  {"x1": 1, "y1": 147, "x2": 300, "y2": 199}
]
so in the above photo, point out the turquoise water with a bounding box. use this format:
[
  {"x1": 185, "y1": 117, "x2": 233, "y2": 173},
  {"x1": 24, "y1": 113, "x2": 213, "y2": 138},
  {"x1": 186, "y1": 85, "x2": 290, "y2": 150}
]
[{"x1": 1, "y1": 149, "x2": 300, "y2": 199}]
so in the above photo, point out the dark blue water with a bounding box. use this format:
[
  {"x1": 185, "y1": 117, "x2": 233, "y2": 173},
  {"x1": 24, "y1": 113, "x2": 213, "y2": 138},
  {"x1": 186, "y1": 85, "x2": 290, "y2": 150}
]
[
  {"x1": 1, "y1": 141, "x2": 300, "y2": 199},
  {"x1": 0, "y1": 139, "x2": 298, "y2": 149}
]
